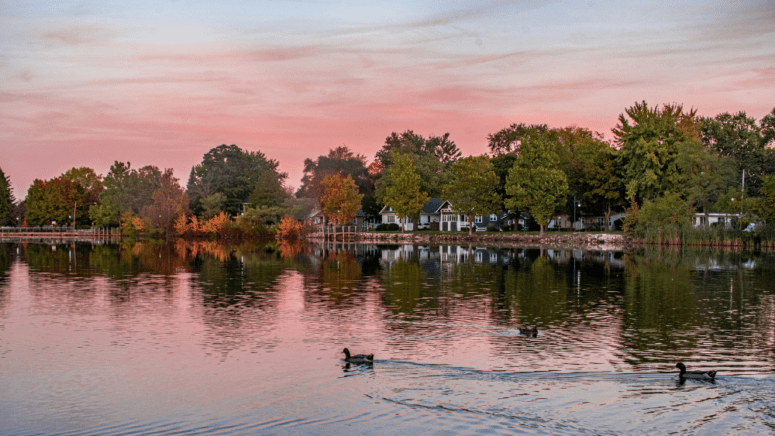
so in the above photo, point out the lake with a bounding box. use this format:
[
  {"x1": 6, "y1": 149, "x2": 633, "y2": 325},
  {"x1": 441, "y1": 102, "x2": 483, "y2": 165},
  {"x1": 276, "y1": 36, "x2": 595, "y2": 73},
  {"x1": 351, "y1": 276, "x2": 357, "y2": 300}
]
[{"x1": 0, "y1": 241, "x2": 773, "y2": 435}]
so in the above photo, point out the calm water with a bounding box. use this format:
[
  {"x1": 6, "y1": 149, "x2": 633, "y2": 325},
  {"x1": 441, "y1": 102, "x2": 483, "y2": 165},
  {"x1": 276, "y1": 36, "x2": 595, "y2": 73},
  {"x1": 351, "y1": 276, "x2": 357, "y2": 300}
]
[{"x1": 0, "y1": 241, "x2": 773, "y2": 435}]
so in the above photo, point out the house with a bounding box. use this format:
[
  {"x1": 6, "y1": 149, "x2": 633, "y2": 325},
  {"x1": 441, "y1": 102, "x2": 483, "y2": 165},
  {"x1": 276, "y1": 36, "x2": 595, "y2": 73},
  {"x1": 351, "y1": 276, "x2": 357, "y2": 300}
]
[
  {"x1": 692, "y1": 212, "x2": 739, "y2": 229},
  {"x1": 381, "y1": 198, "x2": 520, "y2": 232},
  {"x1": 379, "y1": 198, "x2": 445, "y2": 231},
  {"x1": 471, "y1": 212, "x2": 511, "y2": 232}
]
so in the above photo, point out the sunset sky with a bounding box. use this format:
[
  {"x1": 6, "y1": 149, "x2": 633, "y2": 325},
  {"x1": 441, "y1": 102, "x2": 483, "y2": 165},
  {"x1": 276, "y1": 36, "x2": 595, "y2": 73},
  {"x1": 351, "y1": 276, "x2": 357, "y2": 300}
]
[{"x1": 1, "y1": 0, "x2": 773, "y2": 198}]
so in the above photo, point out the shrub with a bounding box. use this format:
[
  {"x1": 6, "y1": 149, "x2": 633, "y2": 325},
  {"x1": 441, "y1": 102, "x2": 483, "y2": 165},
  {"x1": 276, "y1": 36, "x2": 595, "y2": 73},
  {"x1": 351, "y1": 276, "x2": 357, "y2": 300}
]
[
  {"x1": 277, "y1": 217, "x2": 303, "y2": 240},
  {"x1": 376, "y1": 223, "x2": 400, "y2": 231},
  {"x1": 486, "y1": 224, "x2": 499, "y2": 232}
]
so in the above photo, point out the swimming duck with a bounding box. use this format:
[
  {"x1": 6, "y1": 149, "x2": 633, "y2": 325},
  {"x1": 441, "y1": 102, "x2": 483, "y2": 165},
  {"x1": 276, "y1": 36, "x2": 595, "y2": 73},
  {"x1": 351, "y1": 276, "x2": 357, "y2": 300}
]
[
  {"x1": 676, "y1": 362, "x2": 716, "y2": 380},
  {"x1": 518, "y1": 326, "x2": 538, "y2": 337},
  {"x1": 342, "y1": 348, "x2": 374, "y2": 364}
]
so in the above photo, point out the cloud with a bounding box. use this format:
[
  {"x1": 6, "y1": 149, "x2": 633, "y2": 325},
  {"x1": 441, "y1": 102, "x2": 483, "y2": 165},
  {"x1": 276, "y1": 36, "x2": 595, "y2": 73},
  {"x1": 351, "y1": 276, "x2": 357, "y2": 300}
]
[{"x1": 42, "y1": 23, "x2": 118, "y2": 47}]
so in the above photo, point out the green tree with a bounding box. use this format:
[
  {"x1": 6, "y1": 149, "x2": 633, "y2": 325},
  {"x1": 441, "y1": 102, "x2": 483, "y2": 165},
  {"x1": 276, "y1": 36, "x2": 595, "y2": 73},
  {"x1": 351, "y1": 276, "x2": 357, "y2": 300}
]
[
  {"x1": 571, "y1": 139, "x2": 626, "y2": 231},
  {"x1": 750, "y1": 174, "x2": 775, "y2": 223},
  {"x1": 677, "y1": 140, "x2": 736, "y2": 227},
  {"x1": 614, "y1": 101, "x2": 699, "y2": 203},
  {"x1": 251, "y1": 170, "x2": 288, "y2": 209},
  {"x1": 383, "y1": 153, "x2": 429, "y2": 233},
  {"x1": 442, "y1": 156, "x2": 502, "y2": 235},
  {"x1": 200, "y1": 193, "x2": 227, "y2": 219},
  {"x1": 0, "y1": 167, "x2": 13, "y2": 225},
  {"x1": 699, "y1": 110, "x2": 774, "y2": 197},
  {"x1": 374, "y1": 130, "x2": 459, "y2": 203},
  {"x1": 187, "y1": 144, "x2": 286, "y2": 216},
  {"x1": 504, "y1": 138, "x2": 569, "y2": 234},
  {"x1": 90, "y1": 162, "x2": 161, "y2": 228}
]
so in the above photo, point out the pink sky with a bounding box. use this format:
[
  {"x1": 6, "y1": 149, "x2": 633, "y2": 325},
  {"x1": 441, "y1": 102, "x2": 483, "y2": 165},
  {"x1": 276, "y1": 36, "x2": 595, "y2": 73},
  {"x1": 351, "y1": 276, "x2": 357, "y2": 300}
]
[{"x1": 1, "y1": 1, "x2": 773, "y2": 198}]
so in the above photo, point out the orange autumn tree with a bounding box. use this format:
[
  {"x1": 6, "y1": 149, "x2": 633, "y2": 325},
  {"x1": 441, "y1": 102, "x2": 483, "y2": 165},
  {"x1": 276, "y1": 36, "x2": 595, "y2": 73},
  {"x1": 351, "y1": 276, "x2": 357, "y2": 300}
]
[{"x1": 321, "y1": 174, "x2": 363, "y2": 240}]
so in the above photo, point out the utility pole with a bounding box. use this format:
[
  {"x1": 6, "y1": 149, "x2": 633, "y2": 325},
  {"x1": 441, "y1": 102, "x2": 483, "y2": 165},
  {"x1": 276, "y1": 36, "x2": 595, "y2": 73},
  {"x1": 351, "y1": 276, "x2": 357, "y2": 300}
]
[{"x1": 573, "y1": 196, "x2": 576, "y2": 232}]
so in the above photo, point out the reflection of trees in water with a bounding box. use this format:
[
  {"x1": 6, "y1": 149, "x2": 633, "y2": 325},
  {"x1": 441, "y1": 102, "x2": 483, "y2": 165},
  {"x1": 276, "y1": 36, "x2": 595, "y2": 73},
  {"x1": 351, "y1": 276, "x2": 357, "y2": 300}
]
[
  {"x1": 621, "y1": 248, "x2": 775, "y2": 368},
  {"x1": 0, "y1": 243, "x2": 14, "y2": 311}
]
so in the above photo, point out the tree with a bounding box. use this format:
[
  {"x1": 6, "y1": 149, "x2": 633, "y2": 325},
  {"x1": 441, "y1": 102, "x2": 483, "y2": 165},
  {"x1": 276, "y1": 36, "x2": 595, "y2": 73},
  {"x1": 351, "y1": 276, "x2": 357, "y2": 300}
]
[
  {"x1": 374, "y1": 130, "x2": 458, "y2": 203},
  {"x1": 677, "y1": 140, "x2": 736, "y2": 227},
  {"x1": 614, "y1": 101, "x2": 699, "y2": 203},
  {"x1": 700, "y1": 110, "x2": 774, "y2": 197},
  {"x1": 490, "y1": 154, "x2": 518, "y2": 218},
  {"x1": 140, "y1": 169, "x2": 190, "y2": 237},
  {"x1": 571, "y1": 139, "x2": 626, "y2": 231},
  {"x1": 187, "y1": 144, "x2": 286, "y2": 216},
  {"x1": 25, "y1": 167, "x2": 104, "y2": 227},
  {"x1": 321, "y1": 174, "x2": 363, "y2": 240},
  {"x1": 504, "y1": 138, "x2": 569, "y2": 234},
  {"x1": 0, "y1": 167, "x2": 13, "y2": 225},
  {"x1": 90, "y1": 162, "x2": 161, "y2": 228},
  {"x1": 251, "y1": 170, "x2": 288, "y2": 209},
  {"x1": 752, "y1": 175, "x2": 775, "y2": 223},
  {"x1": 296, "y1": 146, "x2": 371, "y2": 199},
  {"x1": 487, "y1": 123, "x2": 552, "y2": 156},
  {"x1": 383, "y1": 153, "x2": 429, "y2": 233},
  {"x1": 442, "y1": 156, "x2": 502, "y2": 235}
]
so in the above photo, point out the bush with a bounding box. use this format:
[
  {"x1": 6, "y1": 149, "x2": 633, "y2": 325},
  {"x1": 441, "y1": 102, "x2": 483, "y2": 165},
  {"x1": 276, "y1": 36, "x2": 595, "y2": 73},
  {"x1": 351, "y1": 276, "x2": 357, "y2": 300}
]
[
  {"x1": 486, "y1": 224, "x2": 499, "y2": 232},
  {"x1": 277, "y1": 217, "x2": 303, "y2": 240},
  {"x1": 376, "y1": 223, "x2": 400, "y2": 231}
]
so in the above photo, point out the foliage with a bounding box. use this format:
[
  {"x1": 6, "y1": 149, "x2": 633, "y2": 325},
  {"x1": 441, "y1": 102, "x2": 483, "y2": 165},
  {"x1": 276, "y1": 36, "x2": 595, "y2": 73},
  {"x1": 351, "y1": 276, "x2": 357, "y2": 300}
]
[
  {"x1": 490, "y1": 154, "x2": 517, "y2": 212},
  {"x1": 174, "y1": 214, "x2": 189, "y2": 235},
  {"x1": 504, "y1": 138, "x2": 569, "y2": 233},
  {"x1": 297, "y1": 146, "x2": 371, "y2": 199},
  {"x1": 487, "y1": 123, "x2": 553, "y2": 156},
  {"x1": 90, "y1": 162, "x2": 161, "y2": 228},
  {"x1": 374, "y1": 130, "x2": 459, "y2": 202},
  {"x1": 677, "y1": 140, "x2": 736, "y2": 223},
  {"x1": 0, "y1": 166, "x2": 13, "y2": 225},
  {"x1": 752, "y1": 175, "x2": 775, "y2": 223},
  {"x1": 251, "y1": 169, "x2": 289, "y2": 208},
  {"x1": 321, "y1": 174, "x2": 363, "y2": 225},
  {"x1": 614, "y1": 101, "x2": 699, "y2": 203},
  {"x1": 442, "y1": 156, "x2": 502, "y2": 235},
  {"x1": 26, "y1": 167, "x2": 104, "y2": 227},
  {"x1": 139, "y1": 169, "x2": 190, "y2": 237},
  {"x1": 699, "y1": 110, "x2": 775, "y2": 196},
  {"x1": 627, "y1": 192, "x2": 694, "y2": 241},
  {"x1": 277, "y1": 217, "x2": 304, "y2": 240},
  {"x1": 187, "y1": 144, "x2": 286, "y2": 216},
  {"x1": 383, "y1": 153, "x2": 429, "y2": 232},
  {"x1": 200, "y1": 192, "x2": 227, "y2": 218},
  {"x1": 570, "y1": 139, "x2": 626, "y2": 230}
]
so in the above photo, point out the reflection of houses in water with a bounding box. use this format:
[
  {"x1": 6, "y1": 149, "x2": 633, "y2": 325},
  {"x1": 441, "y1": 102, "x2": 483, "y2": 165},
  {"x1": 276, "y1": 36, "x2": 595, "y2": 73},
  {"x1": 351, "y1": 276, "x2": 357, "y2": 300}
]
[
  {"x1": 543, "y1": 249, "x2": 625, "y2": 269},
  {"x1": 381, "y1": 245, "x2": 515, "y2": 269}
]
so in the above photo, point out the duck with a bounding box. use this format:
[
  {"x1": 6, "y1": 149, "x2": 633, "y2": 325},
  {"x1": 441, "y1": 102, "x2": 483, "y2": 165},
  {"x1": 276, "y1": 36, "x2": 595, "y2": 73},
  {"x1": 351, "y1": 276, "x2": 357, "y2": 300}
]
[
  {"x1": 518, "y1": 325, "x2": 538, "y2": 337},
  {"x1": 676, "y1": 362, "x2": 716, "y2": 380},
  {"x1": 342, "y1": 348, "x2": 374, "y2": 364}
]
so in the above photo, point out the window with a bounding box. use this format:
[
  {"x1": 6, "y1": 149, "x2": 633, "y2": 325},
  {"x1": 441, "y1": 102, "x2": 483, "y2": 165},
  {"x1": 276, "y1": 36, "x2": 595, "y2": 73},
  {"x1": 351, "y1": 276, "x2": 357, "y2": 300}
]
[
  {"x1": 387, "y1": 215, "x2": 396, "y2": 223},
  {"x1": 490, "y1": 214, "x2": 498, "y2": 221},
  {"x1": 475, "y1": 216, "x2": 483, "y2": 223}
]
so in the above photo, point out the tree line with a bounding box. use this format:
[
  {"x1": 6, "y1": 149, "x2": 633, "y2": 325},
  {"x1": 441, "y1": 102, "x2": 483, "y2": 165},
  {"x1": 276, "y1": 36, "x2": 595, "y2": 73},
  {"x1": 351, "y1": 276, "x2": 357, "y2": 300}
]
[{"x1": 1, "y1": 101, "x2": 773, "y2": 238}]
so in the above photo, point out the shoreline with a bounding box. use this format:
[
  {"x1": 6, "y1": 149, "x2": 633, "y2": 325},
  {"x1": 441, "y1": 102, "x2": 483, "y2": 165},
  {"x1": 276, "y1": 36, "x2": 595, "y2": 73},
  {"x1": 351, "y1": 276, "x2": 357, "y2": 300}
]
[{"x1": 303, "y1": 231, "x2": 634, "y2": 251}]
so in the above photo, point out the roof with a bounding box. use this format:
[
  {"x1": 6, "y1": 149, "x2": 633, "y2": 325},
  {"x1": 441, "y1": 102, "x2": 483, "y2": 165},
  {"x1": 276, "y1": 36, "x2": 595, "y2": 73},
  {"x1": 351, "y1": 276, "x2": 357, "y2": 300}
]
[
  {"x1": 422, "y1": 198, "x2": 444, "y2": 214},
  {"x1": 380, "y1": 198, "x2": 446, "y2": 215}
]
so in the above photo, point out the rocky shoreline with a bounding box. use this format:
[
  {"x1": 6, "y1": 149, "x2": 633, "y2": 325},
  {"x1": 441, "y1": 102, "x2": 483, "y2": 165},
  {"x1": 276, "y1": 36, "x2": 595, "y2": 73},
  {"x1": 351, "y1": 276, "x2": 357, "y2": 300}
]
[{"x1": 304, "y1": 231, "x2": 634, "y2": 251}]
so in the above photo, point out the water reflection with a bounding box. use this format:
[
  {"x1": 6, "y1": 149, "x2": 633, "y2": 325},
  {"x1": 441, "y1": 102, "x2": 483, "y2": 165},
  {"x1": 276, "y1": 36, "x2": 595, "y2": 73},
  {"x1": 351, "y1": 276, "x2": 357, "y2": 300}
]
[{"x1": 1, "y1": 241, "x2": 774, "y2": 434}]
